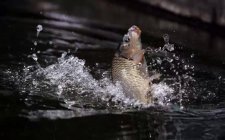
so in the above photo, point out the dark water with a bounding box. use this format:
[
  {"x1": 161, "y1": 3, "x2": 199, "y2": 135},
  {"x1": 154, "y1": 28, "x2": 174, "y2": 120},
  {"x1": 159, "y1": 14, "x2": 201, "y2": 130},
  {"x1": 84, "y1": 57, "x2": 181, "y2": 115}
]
[{"x1": 1, "y1": 0, "x2": 225, "y2": 139}]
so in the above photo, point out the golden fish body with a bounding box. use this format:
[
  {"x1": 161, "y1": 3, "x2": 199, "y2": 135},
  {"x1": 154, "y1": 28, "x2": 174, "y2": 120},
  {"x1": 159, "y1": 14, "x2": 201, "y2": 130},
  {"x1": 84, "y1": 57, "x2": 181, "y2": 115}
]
[
  {"x1": 112, "y1": 57, "x2": 152, "y2": 104},
  {"x1": 112, "y1": 25, "x2": 153, "y2": 104}
]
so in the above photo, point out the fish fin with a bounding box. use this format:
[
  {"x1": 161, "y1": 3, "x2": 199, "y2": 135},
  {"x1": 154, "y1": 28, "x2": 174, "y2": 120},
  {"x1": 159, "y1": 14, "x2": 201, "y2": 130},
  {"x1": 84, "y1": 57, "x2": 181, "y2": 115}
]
[
  {"x1": 149, "y1": 72, "x2": 161, "y2": 82},
  {"x1": 131, "y1": 49, "x2": 145, "y2": 64}
]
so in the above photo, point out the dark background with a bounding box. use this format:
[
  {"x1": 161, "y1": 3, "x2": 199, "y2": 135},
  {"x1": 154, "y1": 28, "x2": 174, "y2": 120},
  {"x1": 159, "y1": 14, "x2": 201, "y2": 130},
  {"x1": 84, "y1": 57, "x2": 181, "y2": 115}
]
[{"x1": 1, "y1": 0, "x2": 225, "y2": 140}]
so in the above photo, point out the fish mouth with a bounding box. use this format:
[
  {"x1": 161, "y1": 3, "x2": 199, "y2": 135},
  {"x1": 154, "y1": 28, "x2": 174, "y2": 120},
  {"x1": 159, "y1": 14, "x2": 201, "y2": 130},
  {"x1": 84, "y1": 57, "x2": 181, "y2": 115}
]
[
  {"x1": 128, "y1": 25, "x2": 141, "y2": 36},
  {"x1": 116, "y1": 25, "x2": 144, "y2": 64}
]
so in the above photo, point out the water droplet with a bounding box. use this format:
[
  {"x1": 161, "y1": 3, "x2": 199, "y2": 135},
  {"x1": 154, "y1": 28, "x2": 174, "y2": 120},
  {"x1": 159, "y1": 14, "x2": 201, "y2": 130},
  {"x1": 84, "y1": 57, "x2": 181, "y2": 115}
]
[
  {"x1": 164, "y1": 44, "x2": 174, "y2": 51},
  {"x1": 163, "y1": 34, "x2": 169, "y2": 44},
  {"x1": 190, "y1": 65, "x2": 195, "y2": 69},
  {"x1": 32, "y1": 53, "x2": 38, "y2": 61},
  {"x1": 32, "y1": 80, "x2": 38, "y2": 86},
  {"x1": 175, "y1": 56, "x2": 179, "y2": 60},
  {"x1": 57, "y1": 85, "x2": 63, "y2": 95},
  {"x1": 180, "y1": 105, "x2": 184, "y2": 110},
  {"x1": 181, "y1": 59, "x2": 185, "y2": 63},
  {"x1": 61, "y1": 52, "x2": 67, "y2": 58},
  {"x1": 36, "y1": 24, "x2": 43, "y2": 37},
  {"x1": 156, "y1": 57, "x2": 162, "y2": 64},
  {"x1": 166, "y1": 57, "x2": 173, "y2": 63},
  {"x1": 34, "y1": 41, "x2": 37, "y2": 46},
  {"x1": 170, "y1": 64, "x2": 175, "y2": 69},
  {"x1": 102, "y1": 71, "x2": 109, "y2": 78},
  {"x1": 67, "y1": 49, "x2": 71, "y2": 53}
]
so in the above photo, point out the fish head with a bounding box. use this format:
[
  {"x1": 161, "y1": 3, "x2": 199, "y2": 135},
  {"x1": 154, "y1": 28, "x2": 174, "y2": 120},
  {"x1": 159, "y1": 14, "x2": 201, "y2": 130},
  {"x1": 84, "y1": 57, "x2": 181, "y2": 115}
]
[
  {"x1": 116, "y1": 25, "x2": 144, "y2": 64},
  {"x1": 128, "y1": 25, "x2": 141, "y2": 44}
]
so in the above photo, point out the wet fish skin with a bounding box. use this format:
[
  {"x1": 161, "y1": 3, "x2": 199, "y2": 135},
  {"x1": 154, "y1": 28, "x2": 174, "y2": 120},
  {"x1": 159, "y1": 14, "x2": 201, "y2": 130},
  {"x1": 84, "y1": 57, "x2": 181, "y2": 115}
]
[{"x1": 112, "y1": 25, "x2": 152, "y2": 104}]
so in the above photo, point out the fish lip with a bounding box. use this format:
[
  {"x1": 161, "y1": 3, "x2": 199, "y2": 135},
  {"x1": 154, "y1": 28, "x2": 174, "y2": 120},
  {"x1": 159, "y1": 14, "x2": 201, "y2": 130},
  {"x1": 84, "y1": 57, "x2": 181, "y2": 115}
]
[{"x1": 128, "y1": 25, "x2": 141, "y2": 36}]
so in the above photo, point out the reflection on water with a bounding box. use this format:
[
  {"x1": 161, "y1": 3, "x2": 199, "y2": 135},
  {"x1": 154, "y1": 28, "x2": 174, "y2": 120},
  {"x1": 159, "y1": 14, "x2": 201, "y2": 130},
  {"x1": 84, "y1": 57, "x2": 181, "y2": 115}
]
[{"x1": 1, "y1": 0, "x2": 225, "y2": 139}]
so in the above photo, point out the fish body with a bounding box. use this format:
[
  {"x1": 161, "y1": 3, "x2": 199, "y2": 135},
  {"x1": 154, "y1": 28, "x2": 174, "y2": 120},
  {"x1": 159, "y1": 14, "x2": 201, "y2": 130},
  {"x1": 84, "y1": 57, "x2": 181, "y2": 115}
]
[{"x1": 112, "y1": 25, "x2": 152, "y2": 104}]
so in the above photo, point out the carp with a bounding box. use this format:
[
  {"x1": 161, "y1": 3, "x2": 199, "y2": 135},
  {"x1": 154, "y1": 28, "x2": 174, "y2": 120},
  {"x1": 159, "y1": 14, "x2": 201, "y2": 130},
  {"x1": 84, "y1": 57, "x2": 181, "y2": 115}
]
[{"x1": 112, "y1": 25, "x2": 153, "y2": 104}]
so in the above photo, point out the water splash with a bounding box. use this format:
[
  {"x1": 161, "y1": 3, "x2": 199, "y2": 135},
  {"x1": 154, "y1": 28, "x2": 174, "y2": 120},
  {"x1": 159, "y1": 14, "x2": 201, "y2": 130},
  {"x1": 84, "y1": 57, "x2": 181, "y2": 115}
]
[
  {"x1": 152, "y1": 82, "x2": 174, "y2": 105},
  {"x1": 14, "y1": 51, "x2": 176, "y2": 110},
  {"x1": 145, "y1": 34, "x2": 200, "y2": 108},
  {"x1": 19, "y1": 53, "x2": 148, "y2": 110},
  {"x1": 163, "y1": 34, "x2": 174, "y2": 52}
]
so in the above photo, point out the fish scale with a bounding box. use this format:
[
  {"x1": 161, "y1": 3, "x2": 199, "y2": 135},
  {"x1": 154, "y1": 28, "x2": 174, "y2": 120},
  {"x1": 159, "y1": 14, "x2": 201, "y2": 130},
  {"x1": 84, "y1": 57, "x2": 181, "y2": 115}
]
[{"x1": 112, "y1": 57, "x2": 152, "y2": 104}]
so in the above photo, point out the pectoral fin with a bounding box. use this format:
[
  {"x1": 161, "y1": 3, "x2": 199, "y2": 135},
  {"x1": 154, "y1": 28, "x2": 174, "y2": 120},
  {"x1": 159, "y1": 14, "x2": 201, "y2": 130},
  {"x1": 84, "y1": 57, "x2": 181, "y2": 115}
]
[
  {"x1": 131, "y1": 49, "x2": 145, "y2": 64},
  {"x1": 149, "y1": 72, "x2": 161, "y2": 82}
]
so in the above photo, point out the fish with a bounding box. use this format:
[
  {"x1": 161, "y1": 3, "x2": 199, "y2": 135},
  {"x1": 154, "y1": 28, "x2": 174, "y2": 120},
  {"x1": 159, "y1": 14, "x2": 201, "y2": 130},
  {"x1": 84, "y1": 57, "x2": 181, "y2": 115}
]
[{"x1": 112, "y1": 25, "x2": 152, "y2": 104}]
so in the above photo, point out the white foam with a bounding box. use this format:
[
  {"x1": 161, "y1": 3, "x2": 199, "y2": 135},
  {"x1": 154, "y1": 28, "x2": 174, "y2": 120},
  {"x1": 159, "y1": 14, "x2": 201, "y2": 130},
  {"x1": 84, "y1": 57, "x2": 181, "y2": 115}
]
[{"x1": 151, "y1": 82, "x2": 174, "y2": 105}]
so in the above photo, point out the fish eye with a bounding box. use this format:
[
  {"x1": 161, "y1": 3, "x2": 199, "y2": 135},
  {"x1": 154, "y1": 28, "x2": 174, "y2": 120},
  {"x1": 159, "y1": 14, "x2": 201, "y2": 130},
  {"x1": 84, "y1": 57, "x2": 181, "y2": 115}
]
[{"x1": 123, "y1": 34, "x2": 130, "y2": 43}]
